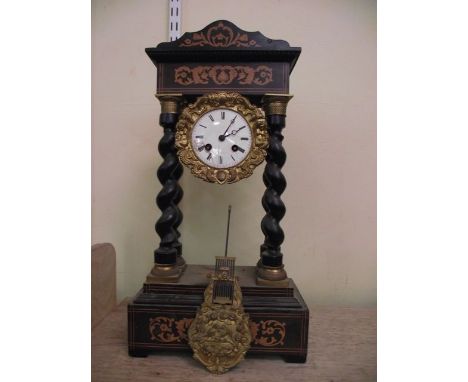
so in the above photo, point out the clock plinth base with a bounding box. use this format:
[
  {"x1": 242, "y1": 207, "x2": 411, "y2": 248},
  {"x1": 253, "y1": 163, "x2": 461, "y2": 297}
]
[
  {"x1": 129, "y1": 264, "x2": 309, "y2": 363},
  {"x1": 256, "y1": 276, "x2": 290, "y2": 287}
]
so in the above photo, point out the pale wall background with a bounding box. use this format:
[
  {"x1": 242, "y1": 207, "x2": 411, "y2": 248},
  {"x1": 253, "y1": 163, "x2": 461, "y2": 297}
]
[{"x1": 92, "y1": 0, "x2": 376, "y2": 306}]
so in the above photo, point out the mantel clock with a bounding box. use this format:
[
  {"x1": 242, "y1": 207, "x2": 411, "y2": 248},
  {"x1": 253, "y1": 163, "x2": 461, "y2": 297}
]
[{"x1": 128, "y1": 20, "x2": 309, "y2": 367}]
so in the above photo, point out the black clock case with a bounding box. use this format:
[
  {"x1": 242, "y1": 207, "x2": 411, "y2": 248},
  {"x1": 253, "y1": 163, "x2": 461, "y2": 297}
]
[{"x1": 128, "y1": 20, "x2": 308, "y2": 363}]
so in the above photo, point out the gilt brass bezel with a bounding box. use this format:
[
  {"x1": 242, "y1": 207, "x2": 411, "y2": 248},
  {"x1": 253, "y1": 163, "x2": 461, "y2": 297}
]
[{"x1": 175, "y1": 92, "x2": 268, "y2": 184}]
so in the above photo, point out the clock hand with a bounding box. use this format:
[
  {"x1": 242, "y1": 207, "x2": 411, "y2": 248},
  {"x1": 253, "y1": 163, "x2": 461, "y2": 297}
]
[
  {"x1": 222, "y1": 115, "x2": 237, "y2": 136},
  {"x1": 219, "y1": 115, "x2": 238, "y2": 142},
  {"x1": 225, "y1": 126, "x2": 246, "y2": 137}
]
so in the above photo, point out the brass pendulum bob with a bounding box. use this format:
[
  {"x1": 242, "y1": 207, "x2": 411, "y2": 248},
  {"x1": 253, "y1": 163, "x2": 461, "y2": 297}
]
[{"x1": 188, "y1": 206, "x2": 251, "y2": 374}]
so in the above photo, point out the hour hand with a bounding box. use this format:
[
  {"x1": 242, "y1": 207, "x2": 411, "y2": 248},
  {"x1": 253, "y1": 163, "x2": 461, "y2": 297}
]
[{"x1": 225, "y1": 126, "x2": 246, "y2": 137}]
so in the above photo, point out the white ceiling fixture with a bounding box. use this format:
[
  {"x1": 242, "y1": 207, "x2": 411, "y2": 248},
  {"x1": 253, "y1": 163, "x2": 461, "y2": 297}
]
[{"x1": 168, "y1": 0, "x2": 182, "y2": 42}]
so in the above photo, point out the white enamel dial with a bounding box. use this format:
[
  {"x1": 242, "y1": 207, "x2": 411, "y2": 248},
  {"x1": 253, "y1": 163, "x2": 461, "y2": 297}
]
[{"x1": 191, "y1": 108, "x2": 253, "y2": 169}]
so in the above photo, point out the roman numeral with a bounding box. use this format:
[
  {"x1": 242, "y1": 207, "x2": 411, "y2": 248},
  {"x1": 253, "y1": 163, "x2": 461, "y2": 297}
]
[
  {"x1": 241, "y1": 137, "x2": 249, "y2": 141},
  {"x1": 199, "y1": 124, "x2": 207, "y2": 128},
  {"x1": 207, "y1": 153, "x2": 212, "y2": 161},
  {"x1": 209, "y1": 114, "x2": 214, "y2": 122},
  {"x1": 231, "y1": 155, "x2": 236, "y2": 161},
  {"x1": 221, "y1": 111, "x2": 225, "y2": 120},
  {"x1": 195, "y1": 135, "x2": 204, "y2": 138},
  {"x1": 219, "y1": 156, "x2": 223, "y2": 164},
  {"x1": 198, "y1": 146, "x2": 205, "y2": 152},
  {"x1": 238, "y1": 147, "x2": 245, "y2": 153}
]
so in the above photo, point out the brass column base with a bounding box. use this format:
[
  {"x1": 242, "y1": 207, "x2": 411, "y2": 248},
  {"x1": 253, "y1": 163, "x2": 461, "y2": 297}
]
[
  {"x1": 256, "y1": 263, "x2": 290, "y2": 287},
  {"x1": 146, "y1": 262, "x2": 183, "y2": 283},
  {"x1": 176, "y1": 256, "x2": 188, "y2": 272}
]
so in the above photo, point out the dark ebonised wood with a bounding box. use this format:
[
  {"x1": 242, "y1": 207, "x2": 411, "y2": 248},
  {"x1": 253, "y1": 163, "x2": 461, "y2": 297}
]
[
  {"x1": 146, "y1": 20, "x2": 301, "y2": 70},
  {"x1": 145, "y1": 20, "x2": 301, "y2": 96},
  {"x1": 172, "y1": 147, "x2": 184, "y2": 257},
  {"x1": 260, "y1": 115, "x2": 287, "y2": 267},
  {"x1": 128, "y1": 266, "x2": 309, "y2": 363},
  {"x1": 154, "y1": 112, "x2": 180, "y2": 265}
]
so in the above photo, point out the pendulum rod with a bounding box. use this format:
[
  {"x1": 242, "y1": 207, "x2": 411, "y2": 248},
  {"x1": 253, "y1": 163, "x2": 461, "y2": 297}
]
[{"x1": 224, "y1": 204, "x2": 232, "y2": 257}]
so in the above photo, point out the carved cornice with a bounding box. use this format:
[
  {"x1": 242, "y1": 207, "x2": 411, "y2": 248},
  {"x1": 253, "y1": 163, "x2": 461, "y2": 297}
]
[
  {"x1": 146, "y1": 20, "x2": 301, "y2": 73},
  {"x1": 156, "y1": 20, "x2": 291, "y2": 50}
]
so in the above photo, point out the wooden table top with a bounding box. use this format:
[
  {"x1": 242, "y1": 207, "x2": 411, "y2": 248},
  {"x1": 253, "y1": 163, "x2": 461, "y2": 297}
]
[{"x1": 92, "y1": 299, "x2": 376, "y2": 382}]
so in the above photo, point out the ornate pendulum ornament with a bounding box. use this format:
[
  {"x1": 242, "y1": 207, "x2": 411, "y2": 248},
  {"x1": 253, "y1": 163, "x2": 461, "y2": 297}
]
[
  {"x1": 188, "y1": 207, "x2": 251, "y2": 374},
  {"x1": 188, "y1": 257, "x2": 251, "y2": 373}
]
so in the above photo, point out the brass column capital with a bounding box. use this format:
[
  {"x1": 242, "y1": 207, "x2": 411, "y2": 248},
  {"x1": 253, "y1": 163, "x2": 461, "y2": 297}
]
[
  {"x1": 155, "y1": 93, "x2": 183, "y2": 114},
  {"x1": 262, "y1": 94, "x2": 294, "y2": 116}
]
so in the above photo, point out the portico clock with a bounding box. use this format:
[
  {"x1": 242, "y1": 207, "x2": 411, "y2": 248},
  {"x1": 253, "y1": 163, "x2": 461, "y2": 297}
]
[
  {"x1": 128, "y1": 20, "x2": 310, "y2": 367},
  {"x1": 175, "y1": 92, "x2": 268, "y2": 184}
]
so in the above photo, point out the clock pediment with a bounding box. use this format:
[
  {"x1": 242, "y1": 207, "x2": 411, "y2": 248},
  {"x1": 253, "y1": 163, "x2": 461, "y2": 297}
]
[
  {"x1": 157, "y1": 20, "x2": 291, "y2": 50},
  {"x1": 146, "y1": 20, "x2": 300, "y2": 96}
]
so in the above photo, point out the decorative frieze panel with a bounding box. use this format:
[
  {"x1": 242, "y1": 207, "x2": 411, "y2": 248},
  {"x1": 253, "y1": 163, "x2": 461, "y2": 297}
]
[
  {"x1": 148, "y1": 315, "x2": 287, "y2": 348},
  {"x1": 157, "y1": 62, "x2": 289, "y2": 94},
  {"x1": 174, "y1": 65, "x2": 273, "y2": 86}
]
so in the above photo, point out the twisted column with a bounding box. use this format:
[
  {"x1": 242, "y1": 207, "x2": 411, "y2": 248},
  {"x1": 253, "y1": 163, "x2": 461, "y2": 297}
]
[
  {"x1": 172, "y1": 158, "x2": 186, "y2": 269},
  {"x1": 147, "y1": 94, "x2": 184, "y2": 283},
  {"x1": 257, "y1": 94, "x2": 293, "y2": 287}
]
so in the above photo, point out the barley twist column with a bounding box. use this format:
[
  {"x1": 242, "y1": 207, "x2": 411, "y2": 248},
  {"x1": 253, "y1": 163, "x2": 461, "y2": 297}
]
[
  {"x1": 172, "y1": 157, "x2": 186, "y2": 270},
  {"x1": 256, "y1": 94, "x2": 293, "y2": 287},
  {"x1": 147, "y1": 94, "x2": 184, "y2": 283}
]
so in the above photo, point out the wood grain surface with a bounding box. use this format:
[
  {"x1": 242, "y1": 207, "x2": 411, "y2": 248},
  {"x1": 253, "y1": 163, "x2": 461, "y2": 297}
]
[
  {"x1": 91, "y1": 243, "x2": 116, "y2": 329},
  {"x1": 92, "y1": 299, "x2": 376, "y2": 382}
]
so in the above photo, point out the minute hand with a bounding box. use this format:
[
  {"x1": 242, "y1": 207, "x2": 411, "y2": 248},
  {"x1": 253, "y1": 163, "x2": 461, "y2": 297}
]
[{"x1": 222, "y1": 115, "x2": 237, "y2": 136}]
